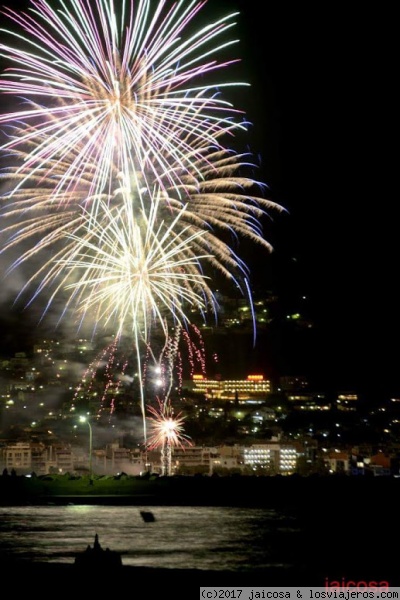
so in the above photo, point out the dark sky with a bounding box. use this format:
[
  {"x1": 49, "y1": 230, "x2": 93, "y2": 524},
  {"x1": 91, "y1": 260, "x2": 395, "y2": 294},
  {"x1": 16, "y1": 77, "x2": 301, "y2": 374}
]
[
  {"x1": 227, "y1": 1, "x2": 398, "y2": 398},
  {"x1": 0, "y1": 1, "x2": 398, "y2": 398}
]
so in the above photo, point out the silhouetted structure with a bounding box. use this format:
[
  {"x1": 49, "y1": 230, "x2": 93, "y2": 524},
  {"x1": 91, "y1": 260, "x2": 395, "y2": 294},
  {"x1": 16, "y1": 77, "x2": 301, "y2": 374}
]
[{"x1": 74, "y1": 534, "x2": 122, "y2": 570}]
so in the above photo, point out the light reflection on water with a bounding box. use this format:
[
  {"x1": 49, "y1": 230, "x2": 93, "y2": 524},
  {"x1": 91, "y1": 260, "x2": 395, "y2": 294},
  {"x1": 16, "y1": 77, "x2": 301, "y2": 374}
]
[{"x1": 0, "y1": 505, "x2": 303, "y2": 571}]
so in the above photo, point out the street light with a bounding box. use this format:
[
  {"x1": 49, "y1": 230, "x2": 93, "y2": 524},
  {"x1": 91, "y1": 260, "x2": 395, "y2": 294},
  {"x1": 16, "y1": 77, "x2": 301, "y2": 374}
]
[{"x1": 79, "y1": 416, "x2": 93, "y2": 484}]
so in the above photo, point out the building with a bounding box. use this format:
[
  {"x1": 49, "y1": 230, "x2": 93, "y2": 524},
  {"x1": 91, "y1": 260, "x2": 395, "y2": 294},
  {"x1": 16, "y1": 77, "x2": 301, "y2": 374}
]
[
  {"x1": 279, "y1": 375, "x2": 309, "y2": 391},
  {"x1": 242, "y1": 442, "x2": 298, "y2": 475},
  {"x1": 171, "y1": 446, "x2": 218, "y2": 475},
  {"x1": 336, "y1": 393, "x2": 358, "y2": 411},
  {"x1": 53, "y1": 445, "x2": 74, "y2": 473},
  {"x1": 210, "y1": 455, "x2": 240, "y2": 474},
  {"x1": 187, "y1": 374, "x2": 271, "y2": 402},
  {"x1": 1, "y1": 441, "x2": 76, "y2": 475},
  {"x1": 286, "y1": 393, "x2": 331, "y2": 411},
  {"x1": 105, "y1": 443, "x2": 142, "y2": 475},
  {"x1": 326, "y1": 451, "x2": 350, "y2": 474},
  {"x1": 3, "y1": 442, "x2": 31, "y2": 473}
]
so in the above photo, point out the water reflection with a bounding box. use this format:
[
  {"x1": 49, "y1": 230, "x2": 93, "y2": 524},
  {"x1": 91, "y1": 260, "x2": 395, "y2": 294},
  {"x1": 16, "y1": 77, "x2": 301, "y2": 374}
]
[{"x1": 0, "y1": 505, "x2": 302, "y2": 571}]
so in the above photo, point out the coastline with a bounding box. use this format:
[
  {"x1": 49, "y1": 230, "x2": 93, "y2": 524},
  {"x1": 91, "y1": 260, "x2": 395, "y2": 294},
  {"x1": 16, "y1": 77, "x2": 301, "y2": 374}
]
[{"x1": 2, "y1": 473, "x2": 400, "y2": 506}]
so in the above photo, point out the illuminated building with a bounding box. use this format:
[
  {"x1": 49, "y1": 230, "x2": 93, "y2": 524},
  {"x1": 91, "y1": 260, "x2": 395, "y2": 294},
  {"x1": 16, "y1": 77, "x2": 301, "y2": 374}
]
[
  {"x1": 188, "y1": 374, "x2": 271, "y2": 402},
  {"x1": 287, "y1": 393, "x2": 331, "y2": 411},
  {"x1": 336, "y1": 393, "x2": 358, "y2": 411},
  {"x1": 243, "y1": 443, "x2": 298, "y2": 474}
]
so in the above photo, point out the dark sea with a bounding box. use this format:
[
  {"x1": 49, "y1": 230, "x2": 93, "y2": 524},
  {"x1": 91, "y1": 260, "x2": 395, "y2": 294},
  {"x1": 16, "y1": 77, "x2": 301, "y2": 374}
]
[
  {"x1": 0, "y1": 487, "x2": 399, "y2": 590},
  {"x1": 0, "y1": 505, "x2": 298, "y2": 570}
]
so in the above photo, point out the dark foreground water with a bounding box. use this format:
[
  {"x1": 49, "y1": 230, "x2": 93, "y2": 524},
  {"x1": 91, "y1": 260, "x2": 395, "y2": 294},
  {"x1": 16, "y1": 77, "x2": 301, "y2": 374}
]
[
  {"x1": 1, "y1": 477, "x2": 400, "y2": 590},
  {"x1": 0, "y1": 505, "x2": 300, "y2": 570},
  {"x1": 0, "y1": 499, "x2": 399, "y2": 588}
]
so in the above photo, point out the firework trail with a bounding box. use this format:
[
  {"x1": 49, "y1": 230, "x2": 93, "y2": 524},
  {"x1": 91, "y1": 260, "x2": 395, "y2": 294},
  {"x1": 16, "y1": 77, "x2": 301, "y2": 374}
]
[
  {"x1": 143, "y1": 325, "x2": 182, "y2": 402},
  {"x1": 72, "y1": 338, "x2": 129, "y2": 418},
  {"x1": 181, "y1": 323, "x2": 208, "y2": 378}
]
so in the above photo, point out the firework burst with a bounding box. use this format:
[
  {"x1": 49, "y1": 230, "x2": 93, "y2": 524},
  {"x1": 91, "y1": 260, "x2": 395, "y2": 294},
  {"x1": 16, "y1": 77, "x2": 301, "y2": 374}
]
[
  {"x1": 147, "y1": 398, "x2": 192, "y2": 476},
  {"x1": 0, "y1": 0, "x2": 248, "y2": 202}
]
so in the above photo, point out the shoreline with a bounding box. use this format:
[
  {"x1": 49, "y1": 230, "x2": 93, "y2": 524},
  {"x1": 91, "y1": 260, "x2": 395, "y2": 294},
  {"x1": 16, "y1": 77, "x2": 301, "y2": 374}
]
[{"x1": 2, "y1": 474, "x2": 400, "y2": 507}]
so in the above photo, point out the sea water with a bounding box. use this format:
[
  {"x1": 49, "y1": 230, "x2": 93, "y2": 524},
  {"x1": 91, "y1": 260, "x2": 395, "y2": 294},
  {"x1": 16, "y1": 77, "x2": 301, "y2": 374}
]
[{"x1": 0, "y1": 504, "x2": 302, "y2": 572}]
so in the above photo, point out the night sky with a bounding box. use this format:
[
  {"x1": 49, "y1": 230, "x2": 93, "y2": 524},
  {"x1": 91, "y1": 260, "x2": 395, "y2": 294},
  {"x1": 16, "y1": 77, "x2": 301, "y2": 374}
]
[
  {"x1": 0, "y1": 1, "x2": 398, "y2": 399},
  {"x1": 230, "y1": 1, "x2": 398, "y2": 399}
]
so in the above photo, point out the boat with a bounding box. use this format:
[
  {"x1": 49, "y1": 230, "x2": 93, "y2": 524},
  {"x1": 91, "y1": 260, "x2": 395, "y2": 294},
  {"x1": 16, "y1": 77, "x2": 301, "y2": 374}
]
[{"x1": 140, "y1": 510, "x2": 156, "y2": 522}]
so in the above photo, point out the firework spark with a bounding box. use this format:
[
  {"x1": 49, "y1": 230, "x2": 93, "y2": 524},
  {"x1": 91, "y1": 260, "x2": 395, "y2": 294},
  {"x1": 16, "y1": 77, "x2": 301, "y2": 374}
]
[
  {"x1": 71, "y1": 338, "x2": 130, "y2": 419},
  {"x1": 147, "y1": 399, "x2": 192, "y2": 476}
]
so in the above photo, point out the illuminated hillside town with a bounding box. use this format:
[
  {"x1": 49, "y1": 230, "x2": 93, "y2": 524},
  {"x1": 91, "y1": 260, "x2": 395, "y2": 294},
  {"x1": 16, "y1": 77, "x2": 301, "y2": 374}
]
[{"x1": 1, "y1": 292, "x2": 399, "y2": 480}]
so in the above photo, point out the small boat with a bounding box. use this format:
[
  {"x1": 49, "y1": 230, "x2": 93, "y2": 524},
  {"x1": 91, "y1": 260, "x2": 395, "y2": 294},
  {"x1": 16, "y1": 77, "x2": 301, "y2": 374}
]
[{"x1": 140, "y1": 510, "x2": 156, "y2": 522}]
